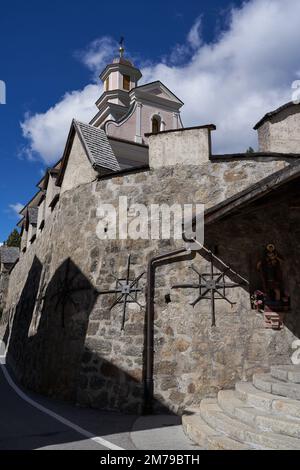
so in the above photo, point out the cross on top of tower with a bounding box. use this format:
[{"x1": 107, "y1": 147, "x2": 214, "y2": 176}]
[{"x1": 119, "y1": 37, "x2": 125, "y2": 58}]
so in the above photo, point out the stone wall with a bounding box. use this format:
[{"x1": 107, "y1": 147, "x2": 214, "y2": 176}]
[
  {"x1": 153, "y1": 183, "x2": 300, "y2": 413},
  {"x1": 0, "y1": 271, "x2": 9, "y2": 317},
  {"x1": 257, "y1": 106, "x2": 300, "y2": 153},
  {"x1": 61, "y1": 133, "x2": 98, "y2": 194},
  {"x1": 1, "y1": 154, "x2": 298, "y2": 414},
  {"x1": 148, "y1": 127, "x2": 213, "y2": 169}
]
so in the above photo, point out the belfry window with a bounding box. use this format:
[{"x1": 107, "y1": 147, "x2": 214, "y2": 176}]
[
  {"x1": 105, "y1": 78, "x2": 109, "y2": 92},
  {"x1": 152, "y1": 116, "x2": 161, "y2": 134},
  {"x1": 123, "y1": 74, "x2": 131, "y2": 91}
]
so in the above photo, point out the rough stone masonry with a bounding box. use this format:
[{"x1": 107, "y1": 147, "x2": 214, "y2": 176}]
[{"x1": 2, "y1": 138, "x2": 299, "y2": 414}]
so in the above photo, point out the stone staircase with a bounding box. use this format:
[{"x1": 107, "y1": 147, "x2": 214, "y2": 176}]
[{"x1": 182, "y1": 365, "x2": 300, "y2": 450}]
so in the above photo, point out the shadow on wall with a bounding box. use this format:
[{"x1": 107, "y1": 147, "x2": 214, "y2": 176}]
[
  {"x1": 5, "y1": 256, "x2": 96, "y2": 402},
  {"x1": 204, "y1": 183, "x2": 300, "y2": 341},
  {"x1": 3, "y1": 256, "x2": 172, "y2": 416}
]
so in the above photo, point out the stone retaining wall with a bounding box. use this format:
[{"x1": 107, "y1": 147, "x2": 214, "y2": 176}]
[{"x1": 1, "y1": 155, "x2": 297, "y2": 413}]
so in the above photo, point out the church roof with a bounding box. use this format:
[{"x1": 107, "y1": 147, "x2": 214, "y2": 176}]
[
  {"x1": 0, "y1": 246, "x2": 19, "y2": 265},
  {"x1": 57, "y1": 120, "x2": 121, "y2": 186},
  {"x1": 74, "y1": 120, "x2": 120, "y2": 172},
  {"x1": 130, "y1": 81, "x2": 184, "y2": 106},
  {"x1": 28, "y1": 207, "x2": 38, "y2": 226},
  {"x1": 100, "y1": 60, "x2": 142, "y2": 82},
  {"x1": 112, "y1": 56, "x2": 134, "y2": 67}
]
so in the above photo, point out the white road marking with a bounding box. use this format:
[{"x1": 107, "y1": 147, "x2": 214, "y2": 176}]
[{"x1": 0, "y1": 345, "x2": 124, "y2": 450}]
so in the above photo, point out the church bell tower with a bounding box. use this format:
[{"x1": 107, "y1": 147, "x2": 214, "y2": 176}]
[
  {"x1": 101, "y1": 40, "x2": 142, "y2": 93},
  {"x1": 90, "y1": 39, "x2": 142, "y2": 128}
]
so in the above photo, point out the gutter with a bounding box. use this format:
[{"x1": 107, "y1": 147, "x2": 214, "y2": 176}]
[
  {"x1": 144, "y1": 247, "x2": 189, "y2": 414},
  {"x1": 143, "y1": 235, "x2": 249, "y2": 413}
]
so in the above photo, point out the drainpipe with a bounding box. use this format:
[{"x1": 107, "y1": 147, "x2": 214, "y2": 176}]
[
  {"x1": 144, "y1": 247, "x2": 189, "y2": 414},
  {"x1": 143, "y1": 233, "x2": 209, "y2": 413},
  {"x1": 143, "y1": 236, "x2": 249, "y2": 412}
]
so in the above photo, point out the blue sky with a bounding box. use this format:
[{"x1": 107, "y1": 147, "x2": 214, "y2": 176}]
[{"x1": 0, "y1": 0, "x2": 299, "y2": 242}]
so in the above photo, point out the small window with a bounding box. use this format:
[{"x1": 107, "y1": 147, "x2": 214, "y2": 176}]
[
  {"x1": 105, "y1": 78, "x2": 109, "y2": 92},
  {"x1": 152, "y1": 116, "x2": 160, "y2": 134},
  {"x1": 123, "y1": 74, "x2": 131, "y2": 91}
]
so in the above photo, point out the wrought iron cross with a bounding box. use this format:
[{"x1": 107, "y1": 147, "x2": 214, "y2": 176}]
[
  {"x1": 99, "y1": 255, "x2": 145, "y2": 330},
  {"x1": 50, "y1": 258, "x2": 92, "y2": 328},
  {"x1": 172, "y1": 252, "x2": 246, "y2": 327}
]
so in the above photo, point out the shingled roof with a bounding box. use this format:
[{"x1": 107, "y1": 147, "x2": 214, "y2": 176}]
[
  {"x1": 74, "y1": 120, "x2": 120, "y2": 172},
  {"x1": 0, "y1": 246, "x2": 19, "y2": 265},
  {"x1": 57, "y1": 120, "x2": 121, "y2": 186},
  {"x1": 28, "y1": 207, "x2": 38, "y2": 226}
]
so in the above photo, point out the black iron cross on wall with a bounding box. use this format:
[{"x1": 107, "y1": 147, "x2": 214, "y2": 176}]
[
  {"x1": 172, "y1": 252, "x2": 247, "y2": 326},
  {"x1": 99, "y1": 255, "x2": 145, "y2": 330}
]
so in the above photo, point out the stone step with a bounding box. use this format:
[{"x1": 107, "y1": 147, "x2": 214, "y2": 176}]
[
  {"x1": 223, "y1": 397, "x2": 300, "y2": 439},
  {"x1": 218, "y1": 389, "x2": 251, "y2": 416},
  {"x1": 200, "y1": 399, "x2": 300, "y2": 449},
  {"x1": 182, "y1": 413, "x2": 251, "y2": 450},
  {"x1": 271, "y1": 365, "x2": 300, "y2": 384},
  {"x1": 236, "y1": 382, "x2": 300, "y2": 418},
  {"x1": 245, "y1": 410, "x2": 300, "y2": 439},
  {"x1": 253, "y1": 373, "x2": 300, "y2": 400},
  {"x1": 200, "y1": 399, "x2": 254, "y2": 443}
]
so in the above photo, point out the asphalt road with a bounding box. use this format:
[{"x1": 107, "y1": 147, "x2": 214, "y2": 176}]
[{"x1": 0, "y1": 342, "x2": 199, "y2": 450}]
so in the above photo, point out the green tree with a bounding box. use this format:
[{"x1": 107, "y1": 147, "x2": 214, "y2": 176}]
[
  {"x1": 246, "y1": 146, "x2": 255, "y2": 154},
  {"x1": 6, "y1": 229, "x2": 21, "y2": 248}
]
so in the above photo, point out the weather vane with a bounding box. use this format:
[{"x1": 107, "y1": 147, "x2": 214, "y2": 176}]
[{"x1": 119, "y1": 36, "x2": 125, "y2": 58}]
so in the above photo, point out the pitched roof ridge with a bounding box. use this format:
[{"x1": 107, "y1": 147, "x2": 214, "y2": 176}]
[{"x1": 254, "y1": 101, "x2": 300, "y2": 130}]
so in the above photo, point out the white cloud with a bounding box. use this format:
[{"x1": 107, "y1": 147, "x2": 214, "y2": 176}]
[
  {"x1": 21, "y1": 0, "x2": 300, "y2": 162},
  {"x1": 20, "y1": 37, "x2": 117, "y2": 165},
  {"x1": 187, "y1": 16, "x2": 202, "y2": 49},
  {"x1": 9, "y1": 203, "x2": 24, "y2": 218},
  {"x1": 21, "y1": 84, "x2": 100, "y2": 164},
  {"x1": 74, "y1": 36, "x2": 117, "y2": 76}
]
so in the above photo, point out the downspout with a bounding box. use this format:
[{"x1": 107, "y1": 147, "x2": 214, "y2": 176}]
[
  {"x1": 143, "y1": 236, "x2": 248, "y2": 413},
  {"x1": 144, "y1": 247, "x2": 189, "y2": 414}
]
